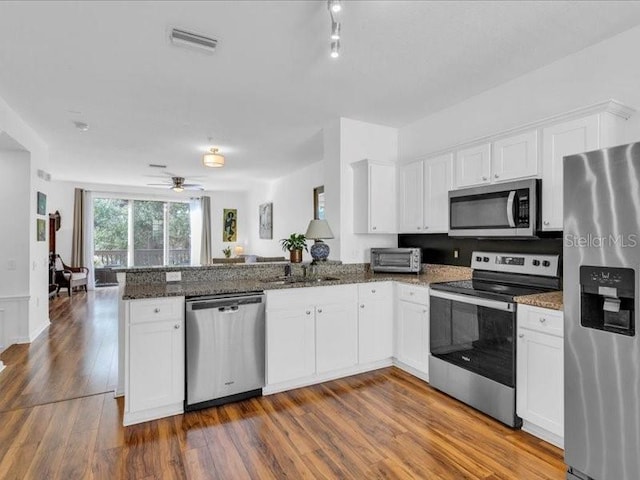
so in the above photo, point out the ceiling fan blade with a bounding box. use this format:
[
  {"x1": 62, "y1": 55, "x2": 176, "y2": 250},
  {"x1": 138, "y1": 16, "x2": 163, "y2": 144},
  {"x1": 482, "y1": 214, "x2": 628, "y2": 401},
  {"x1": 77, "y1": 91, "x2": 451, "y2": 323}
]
[
  {"x1": 147, "y1": 183, "x2": 171, "y2": 186},
  {"x1": 184, "y1": 185, "x2": 205, "y2": 190}
]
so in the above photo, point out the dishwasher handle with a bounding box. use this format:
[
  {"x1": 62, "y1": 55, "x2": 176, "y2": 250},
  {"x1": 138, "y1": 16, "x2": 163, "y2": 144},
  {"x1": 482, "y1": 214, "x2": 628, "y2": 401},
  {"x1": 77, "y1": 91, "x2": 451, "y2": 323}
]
[
  {"x1": 187, "y1": 293, "x2": 264, "y2": 311},
  {"x1": 218, "y1": 305, "x2": 240, "y2": 313}
]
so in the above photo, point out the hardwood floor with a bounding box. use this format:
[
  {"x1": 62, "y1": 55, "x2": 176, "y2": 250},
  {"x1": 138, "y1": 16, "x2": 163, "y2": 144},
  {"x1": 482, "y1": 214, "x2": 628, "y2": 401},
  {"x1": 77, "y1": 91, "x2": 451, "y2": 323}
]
[{"x1": 0, "y1": 288, "x2": 566, "y2": 479}]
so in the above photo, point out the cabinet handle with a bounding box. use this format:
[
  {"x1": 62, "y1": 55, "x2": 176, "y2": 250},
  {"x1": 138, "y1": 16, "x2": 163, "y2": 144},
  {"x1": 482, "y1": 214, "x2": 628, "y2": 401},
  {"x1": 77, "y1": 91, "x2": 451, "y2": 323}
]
[
  {"x1": 317, "y1": 308, "x2": 323, "y2": 313},
  {"x1": 539, "y1": 317, "x2": 547, "y2": 323},
  {"x1": 543, "y1": 221, "x2": 550, "y2": 226},
  {"x1": 372, "y1": 226, "x2": 377, "y2": 230},
  {"x1": 423, "y1": 309, "x2": 427, "y2": 314},
  {"x1": 360, "y1": 304, "x2": 365, "y2": 308},
  {"x1": 371, "y1": 289, "x2": 376, "y2": 293},
  {"x1": 306, "y1": 310, "x2": 311, "y2": 315},
  {"x1": 417, "y1": 226, "x2": 421, "y2": 230},
  {"x1": 154, "y1": 308, "x2": 160, "y2": 313},
  {"x1": 518, "y1": 333, "x2": 524, "y2": 338},
  {"x1": 424, "y1": 226, "x2": 429, "y2": 229},
  {"x1": 174, "y1": 324, "x2": 180, "y2": 329},
  {"x1": 494, "y1": 174, "x2": 499, "y2": 179},
  {"x1": 409, "y1": 291, "x2": 415, "y2": 296},
  {"x1": 482, "y1": 176, "x2": 488, "y2": 181}
]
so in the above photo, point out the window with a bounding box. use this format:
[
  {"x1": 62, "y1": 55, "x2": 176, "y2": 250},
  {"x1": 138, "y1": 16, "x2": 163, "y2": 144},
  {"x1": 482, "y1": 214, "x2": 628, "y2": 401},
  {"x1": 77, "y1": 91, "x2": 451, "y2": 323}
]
[{"x1": 93, "y1": 197, "x2": 191, "y2": 285}]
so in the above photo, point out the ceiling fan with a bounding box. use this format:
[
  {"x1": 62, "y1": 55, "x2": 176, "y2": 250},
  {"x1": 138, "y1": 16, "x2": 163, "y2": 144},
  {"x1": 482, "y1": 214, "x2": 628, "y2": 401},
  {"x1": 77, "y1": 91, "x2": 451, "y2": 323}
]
[{"x1": 147, "y1": 175, "x2": 204, "y2": 192}]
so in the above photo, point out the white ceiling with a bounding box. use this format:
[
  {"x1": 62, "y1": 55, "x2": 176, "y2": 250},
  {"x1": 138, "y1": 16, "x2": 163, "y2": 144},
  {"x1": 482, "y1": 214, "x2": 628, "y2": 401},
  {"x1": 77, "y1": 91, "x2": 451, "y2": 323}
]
[{"x1": 1, "y1": 1, "x2": 640, "y2": 191}]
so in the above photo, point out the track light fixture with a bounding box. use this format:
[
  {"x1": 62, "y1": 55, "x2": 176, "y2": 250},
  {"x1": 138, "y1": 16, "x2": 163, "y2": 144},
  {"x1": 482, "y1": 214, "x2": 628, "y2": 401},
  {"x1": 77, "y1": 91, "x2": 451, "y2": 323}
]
[
  {"x1": 331, "y1": 21, "x2": 341, "y2": 40},
  {"x1": 330, "y1": 41, "x2": 340, "y2": 59},
  {"x1": 327, "y1": 1, "x2": 342, "y2": 58}
]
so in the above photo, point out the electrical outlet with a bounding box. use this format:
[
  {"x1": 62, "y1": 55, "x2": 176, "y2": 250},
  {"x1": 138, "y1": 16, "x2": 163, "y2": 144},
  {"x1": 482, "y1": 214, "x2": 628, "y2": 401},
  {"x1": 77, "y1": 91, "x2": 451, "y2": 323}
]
[
  {"x1": 7, "y1": 260, "x2": 16, "y2": 271},
  {"x1": 166, "y1": 271, "x2": 182, "y2": 282},
  {"x1": 453, "y1": 248, "x2": 459, "y2": 259}
]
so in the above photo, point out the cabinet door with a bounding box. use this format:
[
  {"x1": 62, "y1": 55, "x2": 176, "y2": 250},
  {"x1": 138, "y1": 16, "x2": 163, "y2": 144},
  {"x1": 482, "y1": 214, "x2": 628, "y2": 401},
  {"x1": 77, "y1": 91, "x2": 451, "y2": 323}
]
[
  {"x1": 517, "y1": 329, "x2": 564, "y2": 437},
  {"x1": 316, "y1": 302, "x2": 358, "y2": 373},
  {"x1": 541, "y1": 115, "x2": 599, "y2": 230},
  {"x1": 492, "y1": 130, "x2": 538, "y2": 182},
  {"x1": 129, "y1": 319, "x2": 184, "y2": 412},
  {"x1": 396, "y1": 300, "x2": 428, "y2": 372},
  {"x1": 358, "y1": 298, "x2": 393, "y2": 364},
  {"x1": 398, "y1": 161, "x2": 424, "y2": 233},
  {"x1": 424, "y1": 153, "x2": 453, "y2": 233},
  {"x1": 455, "y1": 143, "x2": 491, "y2": 188},
  {"x1": 266, "y1": 306, "x2": 316, "y2": 384},
  {"x1": 369, "y1": 163, "x2": 397, "y2": 233}
]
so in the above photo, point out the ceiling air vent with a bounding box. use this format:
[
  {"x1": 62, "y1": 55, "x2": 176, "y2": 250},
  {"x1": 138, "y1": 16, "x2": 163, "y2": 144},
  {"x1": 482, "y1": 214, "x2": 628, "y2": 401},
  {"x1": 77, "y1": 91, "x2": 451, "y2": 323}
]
[{"x1": 170, "y1": 28, "x2": 217, "y2": 54}]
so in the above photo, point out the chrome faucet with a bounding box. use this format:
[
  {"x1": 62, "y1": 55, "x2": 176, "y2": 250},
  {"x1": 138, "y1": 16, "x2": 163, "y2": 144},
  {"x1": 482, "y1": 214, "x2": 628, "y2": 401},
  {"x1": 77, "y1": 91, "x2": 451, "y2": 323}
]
[{"x1": 284, "y1": 264, "x2": 292, "y2": 278}]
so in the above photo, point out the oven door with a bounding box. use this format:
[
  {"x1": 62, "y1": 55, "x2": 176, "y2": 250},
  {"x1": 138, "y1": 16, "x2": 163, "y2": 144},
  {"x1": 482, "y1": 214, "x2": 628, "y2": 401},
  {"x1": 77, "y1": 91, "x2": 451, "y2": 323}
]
[{"x1": 429, "y1": 290, "x2": 516, "y2": 387}]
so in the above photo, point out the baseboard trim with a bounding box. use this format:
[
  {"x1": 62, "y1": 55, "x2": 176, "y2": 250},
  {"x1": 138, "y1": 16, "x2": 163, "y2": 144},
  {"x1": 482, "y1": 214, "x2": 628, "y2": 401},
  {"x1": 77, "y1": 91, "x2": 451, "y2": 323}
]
[
  {"x1": 392, "y1": 359, "x2": 430, "y2": 383},
  {"x1": 522, "y1": 420, "x2": 564, "y2": 449},
  {"x1": 263, "y1": 358, "x2": 393, "y2": 395},
  {"x1": 123, "y1": 402, "x2": 184, "y2": 426},
  {"x1": 28, "y1": 320, "x2": 50, "y2": 342}
]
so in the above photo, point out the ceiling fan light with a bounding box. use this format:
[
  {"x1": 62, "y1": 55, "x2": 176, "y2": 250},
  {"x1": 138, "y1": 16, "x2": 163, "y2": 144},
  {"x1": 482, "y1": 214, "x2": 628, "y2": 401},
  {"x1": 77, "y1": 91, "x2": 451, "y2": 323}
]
[
  {"x1": 172, "y1": 186, "x2": 184, "y2": 193},
  {"x1": 202, "y1": 148, "x2": 225, "y2": 168}
]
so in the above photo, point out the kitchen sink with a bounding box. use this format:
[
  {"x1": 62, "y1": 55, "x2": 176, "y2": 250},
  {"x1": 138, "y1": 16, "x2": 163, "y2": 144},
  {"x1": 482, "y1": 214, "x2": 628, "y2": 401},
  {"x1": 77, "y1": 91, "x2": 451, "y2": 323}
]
[{"x1": 261, "y1": 276, "x2": 340, "y2": 285}]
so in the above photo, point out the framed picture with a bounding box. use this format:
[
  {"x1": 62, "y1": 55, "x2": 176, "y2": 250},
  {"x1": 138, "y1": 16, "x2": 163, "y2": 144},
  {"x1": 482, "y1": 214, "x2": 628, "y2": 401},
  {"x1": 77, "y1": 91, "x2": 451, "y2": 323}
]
[
  {"x1": 313, "y1": 185, "x2": 325, "y2": 220},
  {"x1": 37, "y1": 218, "x2": 46, "y2": 241},
  {"x1": 259, "y1": 202, "x2": 273, "y2": 239},
  {"x1": 37, "y1": 191, "x2": 46, "y2": 215},
  {"x1": 223, "y1": 208, "x2": 237, "y2": 242}
]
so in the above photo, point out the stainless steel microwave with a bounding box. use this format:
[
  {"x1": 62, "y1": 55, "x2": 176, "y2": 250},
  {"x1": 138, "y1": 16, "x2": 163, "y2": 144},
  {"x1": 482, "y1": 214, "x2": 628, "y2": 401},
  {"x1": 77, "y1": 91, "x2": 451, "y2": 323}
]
[
  {"x1": 448, "y1": 179, "x2": 540, "y2": 237},
  {"x1": 371, "y1": 248, "x2": 421, "y2": 273}
]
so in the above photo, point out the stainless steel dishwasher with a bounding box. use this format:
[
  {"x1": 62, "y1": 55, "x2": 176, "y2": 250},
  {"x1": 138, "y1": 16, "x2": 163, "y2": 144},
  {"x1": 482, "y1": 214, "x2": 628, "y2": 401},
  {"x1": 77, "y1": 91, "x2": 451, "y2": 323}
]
[{"x1": 185, "y1": 292, "x2": 265, "y2": 411}]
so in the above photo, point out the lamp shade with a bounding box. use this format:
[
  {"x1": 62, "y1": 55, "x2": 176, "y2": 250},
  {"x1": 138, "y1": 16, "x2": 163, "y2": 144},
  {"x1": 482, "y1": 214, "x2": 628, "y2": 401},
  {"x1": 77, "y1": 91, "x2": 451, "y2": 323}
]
[
  {"x1": 202, "y1": 148, "x2": 225, "y2": 168},
  {"x1": 305, "y1": 219, "x2": 334, "y2": 240}
]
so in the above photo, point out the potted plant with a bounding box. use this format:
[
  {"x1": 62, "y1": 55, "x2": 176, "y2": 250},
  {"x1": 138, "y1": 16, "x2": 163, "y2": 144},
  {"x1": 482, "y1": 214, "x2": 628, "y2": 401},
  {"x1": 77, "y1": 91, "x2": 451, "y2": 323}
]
[
  {"x1": 222, "y1": 247, "x2": 232, "y2": 258},
  {"x1": 280, "y1": 233, "x2": 307, "y2": 263}
]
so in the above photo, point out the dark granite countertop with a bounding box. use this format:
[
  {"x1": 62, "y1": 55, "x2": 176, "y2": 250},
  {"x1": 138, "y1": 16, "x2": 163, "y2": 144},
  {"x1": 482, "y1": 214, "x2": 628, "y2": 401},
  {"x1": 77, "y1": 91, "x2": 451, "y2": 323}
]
[{"x1": 122, "y1": 265, "x2": 474, "y2": 300}]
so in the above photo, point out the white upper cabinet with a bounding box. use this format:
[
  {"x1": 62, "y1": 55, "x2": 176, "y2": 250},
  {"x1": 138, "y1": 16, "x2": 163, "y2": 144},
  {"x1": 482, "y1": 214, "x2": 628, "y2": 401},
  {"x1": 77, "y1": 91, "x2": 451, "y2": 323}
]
[
  {"x1": 398, "y1": 154, "x2": 453, "y2": 234},
  {"x1": 455, "y1": 143, "x2": 492, "y2": 188},
  {"x1": 492, "y1": 130, "x2": 538, "y2": 182},
  {"x1": 353, "y1": 159, "x2": 397, "y2": 234},
  {"x1": 398, "y1": 160, "x2": 424, "y2": 233},
  {"x1": 423, "y1": 153, "x2": 454, "y2": 232}
]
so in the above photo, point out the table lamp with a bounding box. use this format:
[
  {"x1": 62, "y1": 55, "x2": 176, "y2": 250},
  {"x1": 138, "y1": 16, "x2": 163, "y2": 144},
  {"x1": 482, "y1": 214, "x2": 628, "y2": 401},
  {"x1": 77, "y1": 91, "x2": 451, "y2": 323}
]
[{"x1": 305, "y1": 219, "x2": 334, "y2": 262}]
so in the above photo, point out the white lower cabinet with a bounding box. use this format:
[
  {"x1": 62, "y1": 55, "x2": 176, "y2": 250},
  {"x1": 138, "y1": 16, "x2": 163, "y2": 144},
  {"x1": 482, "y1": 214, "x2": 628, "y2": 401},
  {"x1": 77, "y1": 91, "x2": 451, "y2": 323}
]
[
  {"x1": 517, "y1": 305, "x2": 564, "y2": 448},
  {"x1": 358, "y1": 282, "x2": 394, "y2": 364},
  {"x1": 124, "y1": 297, "x2": 185, "y2": 426},
  {"x1": 266, "y1": 305, "x2": 316, "y2": 385},
  {"x1": 265, "y1": 284, "x2": 358, "y2": 390},
  {"x1": 395, "y1": 284, "x2": 429, "y2": 380}
]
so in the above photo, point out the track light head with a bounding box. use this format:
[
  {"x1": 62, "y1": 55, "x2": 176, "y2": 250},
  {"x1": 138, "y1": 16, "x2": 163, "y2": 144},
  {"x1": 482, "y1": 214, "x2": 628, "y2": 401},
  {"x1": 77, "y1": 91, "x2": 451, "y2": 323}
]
[
  {"x1": 331, "y1": 21, "x2": 341, "y2": 40},
  {"x1": 330, "y1": 40, "x2": 340, "y2": 58},
  {"x1": 329, "y1": 0, "x2": 342, "y2": 13}
]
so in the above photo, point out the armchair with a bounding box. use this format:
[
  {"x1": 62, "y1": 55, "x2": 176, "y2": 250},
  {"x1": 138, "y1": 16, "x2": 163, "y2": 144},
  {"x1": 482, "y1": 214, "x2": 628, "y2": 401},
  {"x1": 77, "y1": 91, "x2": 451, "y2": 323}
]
[{"x1": 52, "y1": 254, "x2": 89, "y2": 297}]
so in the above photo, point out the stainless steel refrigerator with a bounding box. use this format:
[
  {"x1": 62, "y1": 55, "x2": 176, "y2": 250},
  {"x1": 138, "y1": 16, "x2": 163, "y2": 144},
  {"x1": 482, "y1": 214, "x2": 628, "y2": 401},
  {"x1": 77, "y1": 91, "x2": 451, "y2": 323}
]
[{"x1": 564, "y1": 142, "x2": 640, "y2": 480}]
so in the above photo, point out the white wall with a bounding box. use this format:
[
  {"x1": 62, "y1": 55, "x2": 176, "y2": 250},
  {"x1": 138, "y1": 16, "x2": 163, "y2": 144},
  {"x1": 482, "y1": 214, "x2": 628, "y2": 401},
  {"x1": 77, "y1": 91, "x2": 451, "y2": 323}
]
[
  {"x1": 0, "y1": 150, "x2": 30, "y2": 297},
  {"x1": 246, "y1": 161, "x2": 324, "y2": 261},
  {"x1": 399, "y1": 24, "x2": 640, "y2": 162},
  {"x1": 337, "y1": 118, "x2": 398, "y2": 264},
  {"x1": 47, "y1": 180, "x2": 248, "y2": 266},
  {"x1": 0, "y1": 94, "x2": 51, "y2": 343}
]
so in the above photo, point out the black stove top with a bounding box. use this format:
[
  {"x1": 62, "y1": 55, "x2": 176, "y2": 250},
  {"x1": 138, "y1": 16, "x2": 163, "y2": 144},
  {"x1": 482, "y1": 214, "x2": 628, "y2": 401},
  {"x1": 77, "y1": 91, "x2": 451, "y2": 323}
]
[{"x1": 429, "y1": 279, "x2": 553, "y2": 303}]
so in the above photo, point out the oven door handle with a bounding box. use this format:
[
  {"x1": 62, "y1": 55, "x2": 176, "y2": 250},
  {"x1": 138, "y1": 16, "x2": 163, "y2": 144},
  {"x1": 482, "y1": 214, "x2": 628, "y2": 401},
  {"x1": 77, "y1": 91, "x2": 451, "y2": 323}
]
[
  {"x1": 429, "y1": 290, "x2": 515, "y2": 312},
  {"x1": 506, "y1": 190, "x2": 516, "y2": 228}
]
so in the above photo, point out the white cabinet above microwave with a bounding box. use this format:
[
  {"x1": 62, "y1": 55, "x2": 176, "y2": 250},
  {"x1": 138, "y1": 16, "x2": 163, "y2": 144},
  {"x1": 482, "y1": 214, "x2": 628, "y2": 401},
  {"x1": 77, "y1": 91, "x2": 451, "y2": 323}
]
[{"x1": 454, "y1": 130, "x2": 538, "y2": 189}]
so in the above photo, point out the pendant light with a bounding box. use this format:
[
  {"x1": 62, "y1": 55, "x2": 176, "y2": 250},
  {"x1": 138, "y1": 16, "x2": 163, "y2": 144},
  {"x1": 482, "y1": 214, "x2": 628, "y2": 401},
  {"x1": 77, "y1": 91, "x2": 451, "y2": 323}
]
[{"x1": 202, "y1": 147, "x2": 225, "y2": 168}]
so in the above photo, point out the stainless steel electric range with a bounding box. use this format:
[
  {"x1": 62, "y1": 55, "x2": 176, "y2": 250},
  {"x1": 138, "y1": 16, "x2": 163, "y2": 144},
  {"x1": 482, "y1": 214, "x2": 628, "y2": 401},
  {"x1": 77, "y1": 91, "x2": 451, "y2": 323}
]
[{"x1": 429, "y1": 251, "x2": 560, "y2": 427}]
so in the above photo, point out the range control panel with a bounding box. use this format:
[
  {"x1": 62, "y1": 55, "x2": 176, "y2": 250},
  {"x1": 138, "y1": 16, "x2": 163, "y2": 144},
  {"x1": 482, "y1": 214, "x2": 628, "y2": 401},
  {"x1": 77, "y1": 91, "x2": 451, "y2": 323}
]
[{"x1": 470, "y1": 251, "x2": 559, "y2": 277}]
